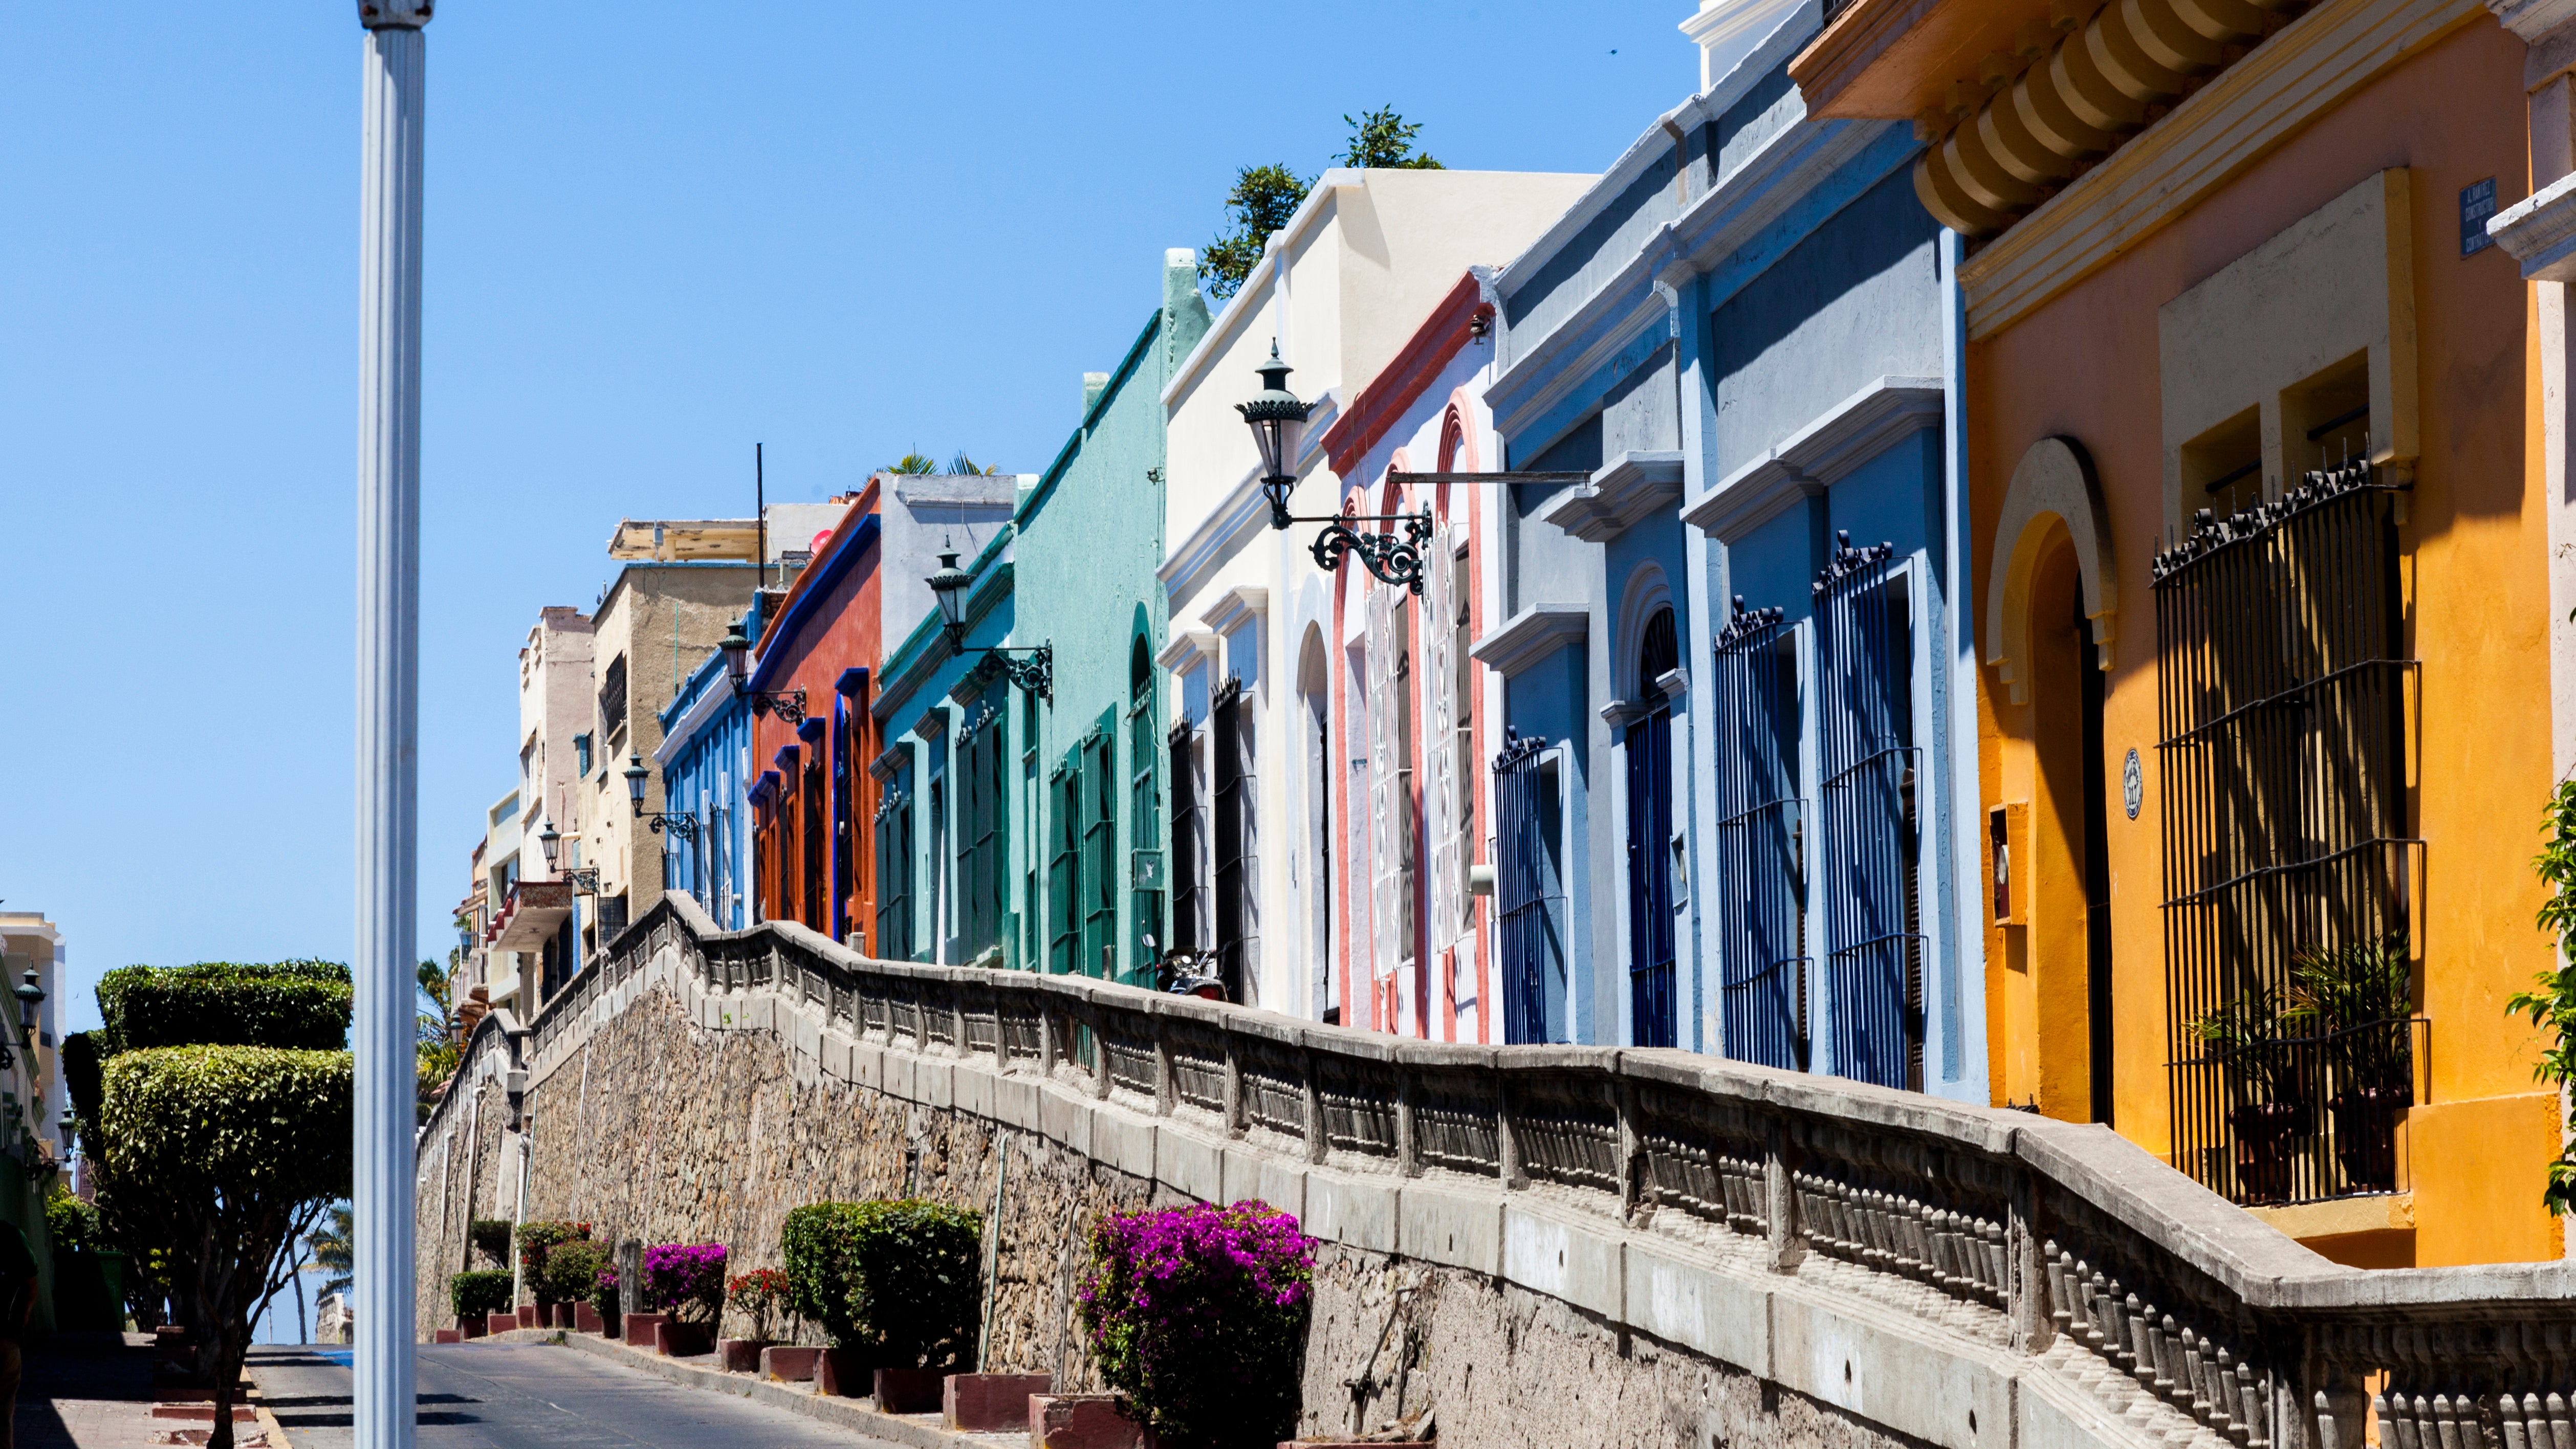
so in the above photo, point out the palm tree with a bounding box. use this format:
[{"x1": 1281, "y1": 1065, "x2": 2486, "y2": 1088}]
[
  {"x1": 887, "y1": 452, "x2": 938, "y2": 474},
  {"x1": 303, "y1": 1203, "x2": 353, "y2": 1300}
]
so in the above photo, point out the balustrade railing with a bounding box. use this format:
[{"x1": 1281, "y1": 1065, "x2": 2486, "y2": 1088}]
[{"x1": 492, "y1": 895, "x2": 2576, "y2": 1449}]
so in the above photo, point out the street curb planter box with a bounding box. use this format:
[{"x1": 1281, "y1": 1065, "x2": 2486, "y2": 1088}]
[
  {"x1": 945, "y1": 1373, "x2": 1051, "y2": 1432},
  {"x1": 654, "y1": 1322, "x2": 712, "y2": 1358},
  {"x1": 814, "y1": 1348, "x2": 874, "y2": 1398},
  {"x1": 486, "y1": 1312, "x2": 517, "y2": 1337},
  {"x1": 1280, "y1": 1442, "x2": 1436, "y2": 1447},
  {"x1": 515, "y1": 1305, "x2": 539, "y2": 1329},
  {"x1": 1030, "y1": 1394, "x2": 1155, "y2": 1449},
  {"x1": 460, "y1": 1319, "x2": 485, "y2": 1340},
  {"x1": 622, "y1": 1312, "x2": 666, "y2": 1349},
  {"x1": 759, "y1": 1346, "x2": 820, "y2": 1382},
  {"x1": 148, "y1": 1404, "x2": 257, "y2": 1423},
  {"x1": 718, "y1": 1338, "x2": 771, "y2": 1373},
  {"x1": 432, "y1": 1329, "x2": 462, "y2": 1344},
  {"x1": 873, "y1": 1367, "x2": 944, "y2": 1414},
  {"x1": 553, "y1": 1304, "x2": 576, "y2": 1330},
  {"x1": 575, "y1": 1303, "x2": 602, "y2": 1335}
]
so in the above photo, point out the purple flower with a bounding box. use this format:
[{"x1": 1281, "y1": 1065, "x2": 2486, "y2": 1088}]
[{"x1": 1074, "y1": 1201, "x2": 1313, "y2": 1447}]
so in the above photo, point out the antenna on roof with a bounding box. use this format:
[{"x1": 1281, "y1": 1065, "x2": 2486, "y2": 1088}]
[{"x1": 755, "y1": 443, "x2": 767, "y2": 592}]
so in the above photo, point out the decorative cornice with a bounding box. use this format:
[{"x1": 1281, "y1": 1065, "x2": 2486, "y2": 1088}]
[
  {"x1": 2488, "y1": 170, "x2": 2576, "y2": 281},
  {"x1": 865, "y1": 741, "x2": 912, "y2": 784},
  {"x1": 1539, "y1": 451, "x2": 1689, "y2": 544},
  {"x1": 909, "y1": 705, "x2": 949, "y2": 743},
  {"x1": 2487, "y1": 0, "x2": 2576, "y2": 40},
  {"x1": 1469, "y1": 604, "x2": 1592, "y2": 678},
  {"x1": 1199, "y1": 585, "x2": 1271, "y2": 639},
  {"x1": 1156, "y1": 628, "x2": 1220, "y2": 674},
  {"x1": 1956, "y1": 0, "x2": 2485, "y2": 341},
  {"x1": 1684, "y1": 375, "x2": 1941, "y2": 541}
]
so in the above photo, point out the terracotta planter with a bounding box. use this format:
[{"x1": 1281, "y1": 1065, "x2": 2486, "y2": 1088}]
[
  {"x1": 553, "y1": 1303, "x2": 576, "y2": 1330},
  {"x1": 2330, "y1": 1087, "x2": 2405, "y2": 1192},
  {"x1": 2229, "y1": 1101, "x2": 2305, "y2": 1204},
  {"x1": 874, "y1": 1367, "x2": 945, "y2": 1414},
  {"x1": 486, "y1": 1312, "x2": 518, "y2": 1336},
  {"x1": 574, "y1": 1303, "x2": 603, "y2": 1335},
  {"x1": 515, "y1": 1304, "x2": 539, "y2": 1329},
  {"x1": 1030, "y1": 1394, "x2": 1154, "y2": 1449},
  {"x1": 814, "y1": 1348, "x2": 877, "y2": 1398},
  {"x1": 460, "y1": 1318, "x2": 485, "y2": 1341},
  {"x1": 944, "y1": 1373, "x2": 1051, "y2": 1432},
  {"x1": 759, "y1": 1346, "x2": 821, "y2": 1382},
  {"x1": 432, "y1": 1329, "x2": 462, "y2": 1345},
  {"x1": 621, "y1": 1311, "x2": 666, "y2": 1349},
  {"x1": 717, "y1": 1338, "x2": 771, "y2": 1373},
  {"x1": 654, "y1": 1321, "x2": 712, "y2": 1358}
]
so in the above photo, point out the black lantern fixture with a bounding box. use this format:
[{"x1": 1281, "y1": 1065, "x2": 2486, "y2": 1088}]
[
  {"x1": 927, "y1": 550, "x2": 1053, "y2": 699},
  {"x1": 720, "y1": 617, "x2": 806, "y2": 723},
  {"x1": 1237, "y1": 346, "x2": 1437, "y2": 594},
  {"x1": 535, "y1": 817, "x2": 598, "y2": 893},
  {"x1": 0, "y1": 969, "x2": 42, "y2": 1071},
  {"x1": 623, "y1": 753, "x2": 698, "y2": 839},
  {"x1": 55, "y1": 1107, "x2": 74, "y2": 1160}
]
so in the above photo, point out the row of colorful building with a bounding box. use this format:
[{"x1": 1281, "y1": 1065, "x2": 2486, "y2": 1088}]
[{"x1": 455, "y1": 0, "x2": 2576, "y2": 1273}]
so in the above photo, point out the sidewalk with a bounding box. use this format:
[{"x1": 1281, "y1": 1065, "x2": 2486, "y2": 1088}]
[{"x1": 16, "y1": 1332, "x2": 159, "y2": 1449}]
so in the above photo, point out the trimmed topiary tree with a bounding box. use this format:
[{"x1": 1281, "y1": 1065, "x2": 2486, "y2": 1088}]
[
  {"x1": 451, "y1": 1270, "x2": 513, "y2": 1325},
  {"x1": 95, "y1": 960, "x2": 352, "y2": 1055},
  {"x1": 99, "y1": 1045, "x2": 351, "y2": 1449},
  {"x1": 542, "y1": 1241, "x2": 610, "y2": 1314},
  {"x1": 780, "y1": 1200, "x2": 981, "y2": 1368},
  {"x1": 513, "y1": 1220, "x2": 591, "y2": 1306},
  {"x1": 1077, "y1": 1200, "x2": 1314, "y2": 1449}
]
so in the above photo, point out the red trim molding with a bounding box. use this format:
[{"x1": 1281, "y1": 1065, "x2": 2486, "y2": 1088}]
[{"x1": 1321, "y1": 273, "x2": 1491, "y2": 477}]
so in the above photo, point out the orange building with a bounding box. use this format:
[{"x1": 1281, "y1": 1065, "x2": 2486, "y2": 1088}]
[{"x1": 1796, "y1": 0, "x2": 2566, "y2": 1266}]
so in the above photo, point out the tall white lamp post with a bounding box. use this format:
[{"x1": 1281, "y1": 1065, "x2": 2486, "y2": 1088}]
[{"x1": 354, "y1": 1, "x2": 428, "y2": 1444}]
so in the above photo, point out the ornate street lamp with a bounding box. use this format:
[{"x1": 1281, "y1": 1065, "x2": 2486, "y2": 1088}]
[
  {"x1": 0, "y1": 970, "x2": 40, "y2": 1072},
  {"x1": 55, "y1": 1107, "x2": 74, "y2": 1161},
  {"x1": 623, "y1": 754, "x2": 698, "y2": 839},
  {"x1": 926, "y1": 551, "x2": 1052, "y2": 699},
  {"x1": 1237, "y1": 344, "x2": 1436, "y2": 594},
  {"x1": 718, "y1": 619, "x2": 806, "y2": 724},
  {"x1": 534, "y1": 817, "x2": 600, "y2": 893}
]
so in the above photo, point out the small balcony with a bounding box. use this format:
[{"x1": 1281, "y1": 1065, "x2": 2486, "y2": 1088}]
[{"x1": 486, "y1": 880, "x2": 573, "y2": 953}]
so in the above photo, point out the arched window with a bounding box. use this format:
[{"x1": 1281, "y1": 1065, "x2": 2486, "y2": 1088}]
[{"x1": 1127, "y1": 635, "x2": 1161, "y2": 980}]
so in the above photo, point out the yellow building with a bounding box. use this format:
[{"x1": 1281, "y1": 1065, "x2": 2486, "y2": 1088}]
[{"x1": 1793, "y1": 0, "x2": 2564, "y2": 1266}]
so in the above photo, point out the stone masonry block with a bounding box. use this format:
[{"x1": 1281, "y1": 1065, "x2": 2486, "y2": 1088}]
[
  {"x1": 992, "y1": 1074, "x2": 1041, "y2": 1132},
  {"x1": 916, "y1": 1061, "x2": 955, "y2": 1112},
  {"x1": 1625, "y1": 1244, "x2": 1768, "y2": 1376},
  {"x1": 1306, "y1": 1175, "x2": 1398, "y2": 1255},
  {"x1": 1093, "y1": 1113, "x2": 1158, "y2": 1179},
  {"x1": 851, "y1": 1042, "x2": 884, "y2": 1092},
  {"x1": 1501, "y1": 1205, "x2": 1620, "y2": 1319},
  {"x1": 954, "y1": 1062, "x2": 997, "y2": 1122},
  {"x1": 1770, "y1": 1291, "x2": 2009, "y2": 1449},
  {"x1": 1398, "y1": 1183, "x2": 1502, "y2": 1277},
  {"x1": 1226, "y1": 1150, "x2": 1305, "y2": 1220},
  {"x1": 1040, "y1": 1087, "x2": 1093, "y2": 1158},
  {"x1": 1158, "y1": 1126, "x2": 1222, "y2": 1203}
]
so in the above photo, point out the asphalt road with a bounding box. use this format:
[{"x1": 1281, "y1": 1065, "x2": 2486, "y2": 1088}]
[{"x1": 246, "y1": 1343, "x2": 904, "y2": 1449}]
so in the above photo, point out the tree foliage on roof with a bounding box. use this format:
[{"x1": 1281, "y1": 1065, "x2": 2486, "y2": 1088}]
[{"x1": 1200, "y1": 107, "x2": 1442, "y2": 303}]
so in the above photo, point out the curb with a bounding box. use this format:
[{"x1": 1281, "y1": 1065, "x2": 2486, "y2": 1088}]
[{"x1": 542, "y1": 1328, "x2": 1014, "y2": 1448}]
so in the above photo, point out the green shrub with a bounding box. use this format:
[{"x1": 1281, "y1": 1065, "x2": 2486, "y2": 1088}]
[
  {"x1": 780, "y1": 1200, "x2": 981, "y2": 1366},
  {"x1": 98, "y1": 1046, "x2": 352, "y2": 1205},
  {"x1": 467, "y1": 1219, "x2": 513, "y2": 1267},
  {"x1": 46, "y1": 1184, "x2": 100, "y2": 1255},
  {"x1": 451, "y1": 1270, "x2": 514, "y2": 1324},
  {"x1": 97, "y1": 960, "x2": 352, "y2": 1054},
  {"x1": 61, "y1": 1032, "x2": 101, "y2": 1124},
  {"x1": 542, "y1": 1240, "x2": 610, "y2": 1308},
  {"x1": 513, "y1": 1220, "x2": 594, "y2": 1303}
]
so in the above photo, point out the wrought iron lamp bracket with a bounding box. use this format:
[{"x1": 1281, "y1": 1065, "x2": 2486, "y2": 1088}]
[
  {"x1": 559, "y1": 867, "x2": 602, "y2": 894},
  {"x1": 983, "y1": 645, "x2": 1053, "y2": 700},
  {"x1": 1281, "y1": 506, "x2": 1437, "y2": 595},
  {"x1": 641, "y1": 813, "x2": 699, "y2": 840},
  {"x1": 737, "y1": 685, "x2": 808, "y2": 726}
]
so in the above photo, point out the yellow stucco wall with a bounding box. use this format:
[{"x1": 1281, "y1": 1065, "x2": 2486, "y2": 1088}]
[{"x1": 1966, "y1": 15, "x2": 2562, "y2": 1261}]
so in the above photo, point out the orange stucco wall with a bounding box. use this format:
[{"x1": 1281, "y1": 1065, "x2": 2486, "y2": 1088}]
[{"x1": 1968, "y1": 16, "x2": 2561, "y2": 1261}]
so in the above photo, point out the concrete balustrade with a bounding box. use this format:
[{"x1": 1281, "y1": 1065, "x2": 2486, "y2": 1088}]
[{"x1": 423, "y1": 894, "x2": 2576, "y2": 1449}]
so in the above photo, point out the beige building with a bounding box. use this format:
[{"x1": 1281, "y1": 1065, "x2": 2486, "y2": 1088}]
[{"x1": 0, "y1": 914, "x2": 68, "y2": 1173}]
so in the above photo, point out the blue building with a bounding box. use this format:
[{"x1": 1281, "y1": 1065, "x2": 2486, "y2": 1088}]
[
  {"x1": 656, "y1": 597, "x2": 761, "y2": 930},
  {"x1": 1475, "y1": 0, "x2": 1983, "y2": 1099}
]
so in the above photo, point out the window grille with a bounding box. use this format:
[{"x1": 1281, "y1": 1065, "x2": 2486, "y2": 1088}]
[
  {"x1": 872, "y1": 778, "x2": 912, "y2": 962},
  {"x1": 1049, "y1": 755, "x2": 1081, "y2": 975},
  {"x1": 1625, "y1": 608, "x2": 1680, "y2": 1049},
  {"x1": 1424, "y1": 534, "x2": 1466, "y2": 958},
  {"x1": 2155, "y1": 460, "x2": 2420, "y2": 1204},
  {"x1": 598, "y1": 654, "x2": 628, "y2": 741},
  {"x1": 803, "y1": 748, "x2": 826, "y2": 930},
  {"x1": 957, "y1": 699, "x2": 1007, "y2": 960},
  {"x1": 1366, "y1": 586, "x2": 1415, "y2": 1018},
  {"x1": 1494, "y1": 731, "x2": 1566, "y2": 1044},
  {"x1": 1082, "y1": 724, "x2": 1118, "y2": 978},
  {"x1": 833, "y1": 700, "x2": 858, "y2": 943},
  {"x1": 1712, "y1": 599, "x2": 1807, "y2": 1070},
  {"x1": 1815, "y1": 534, "x2": 1924, "y2": 1091},
  {"x1": 1130, "y1": 649, "x2": 1163, "y2": 980},
  {"x1": 1167, "y1": 722, "x2": 1204, "y2": 954},
  {"x1": 1214, "y1": 675, "x2": 1259, "y2": 1004}
]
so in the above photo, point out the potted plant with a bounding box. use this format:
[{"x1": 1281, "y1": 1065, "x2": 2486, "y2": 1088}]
[
  {"x1": 1077, "y1": 1199, "x2": 1314, "y2": 1449},
  {"x1": 2195, "y1": 980, "x2": 2309, "y2": 1204},
  {"x1": 2287, "y1": 935, "x2": 2414, "y2": 1192},
  {"x1": 781, "y1": 1199, "x2": 982, "y2": 1406},
  {"x1": 718, "y1": 1267, "x2": 790, "y2": 1372},
  {"x1": 642, "y1": 1243, "x2": 727, "y2": 1357},
  {"x1": 542, "y1": 1240, "x2": 611, "y2": 1334},
  {"x1": 592, "y1": 1266, "x2": 621, "y2": 1340},
  {"x1": 513, "y1": 1220, "x2": 593, "y2": 1323},
  {"x1": 449, "y1": 1270, "x2": 511, "y2": 1338}
]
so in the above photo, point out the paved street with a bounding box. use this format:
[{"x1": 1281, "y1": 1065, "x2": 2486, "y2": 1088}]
[
  {"x1": 15, "y1": 1334, "x2": 156, "y2": 1449},
  {"x1": 246, "y1": 1343, "x2": 903, "y2": 1449}
]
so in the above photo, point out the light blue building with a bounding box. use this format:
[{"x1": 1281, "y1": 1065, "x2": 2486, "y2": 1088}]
[
  {"x1": 1476, "y1": 0, "x2": 1983, "y2": 1099},
  {"x1": 656, "y1": 596, "x2": 762, "y2": 930}
]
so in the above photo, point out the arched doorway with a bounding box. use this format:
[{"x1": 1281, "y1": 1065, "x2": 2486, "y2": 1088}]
[{"x1": 1626, "y1": 606, "x2": 1679, "y2": 1048}]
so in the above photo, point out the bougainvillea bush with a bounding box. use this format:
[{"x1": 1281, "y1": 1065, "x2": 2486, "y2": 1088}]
[
  {"x1": 779, "y1": 1200, "x2": 981, "y2": 1366},
  {"x1": 513, "y1": 1220, "x2": 592, "y2": 1304},
  {"x1": 644, "y1": 1243, "x2": 729, "y2": 1327},
  {"x1": 1076, "y1": 1200, "x2": 1314, "y2": 1448},
  {"x1": 725, "y1": 1267, "x2": 792, "y2": 1342},
  {"x1": 593, "y1": 1268, "x2": 621, "y2": 1337}
]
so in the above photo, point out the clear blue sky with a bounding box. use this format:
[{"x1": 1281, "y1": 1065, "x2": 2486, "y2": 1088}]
[{"x1": 0, "y1": 2, "x2": 1694, "y2": 1030}]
